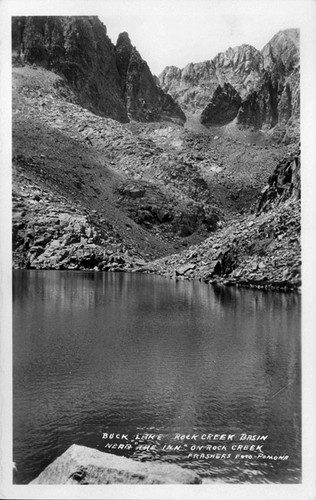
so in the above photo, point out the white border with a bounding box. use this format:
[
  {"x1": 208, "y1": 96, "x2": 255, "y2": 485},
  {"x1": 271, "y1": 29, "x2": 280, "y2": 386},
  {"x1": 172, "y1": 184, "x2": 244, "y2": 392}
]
[{"x1": 1, "y1": 1, "x2": 316, "y2": 499}]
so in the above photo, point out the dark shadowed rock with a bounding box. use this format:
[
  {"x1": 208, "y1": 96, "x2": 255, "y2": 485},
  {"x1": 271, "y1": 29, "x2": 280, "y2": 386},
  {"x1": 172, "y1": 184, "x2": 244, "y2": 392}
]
[
  {"x1": 115, "y1": 32, "x2": 185, "y2": 123},
  {"x1": 257, "y1": 149, "x2": 300, "y2": 213},
  {"x1": 115, "y1": 32, "x2": 133, "y2": 95},
  {"x1": 201, "y1": 83, "x2": 242, "y2": 125}
]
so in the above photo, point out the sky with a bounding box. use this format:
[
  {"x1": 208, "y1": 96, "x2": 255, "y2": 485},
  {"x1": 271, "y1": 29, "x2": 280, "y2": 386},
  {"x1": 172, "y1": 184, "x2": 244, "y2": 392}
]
[
  {"x1": 97, "y1": 0, "x2": 313, "y2": 75},
  {"x1": 3, "y1": 0, "x2": 314, "y2": 75}
]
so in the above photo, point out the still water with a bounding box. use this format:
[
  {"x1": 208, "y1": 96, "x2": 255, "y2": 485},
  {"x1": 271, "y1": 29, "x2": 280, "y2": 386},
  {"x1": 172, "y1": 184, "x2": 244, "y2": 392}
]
[{"x1": 13, "y1": 271, "x2": 301, "y2": 484}]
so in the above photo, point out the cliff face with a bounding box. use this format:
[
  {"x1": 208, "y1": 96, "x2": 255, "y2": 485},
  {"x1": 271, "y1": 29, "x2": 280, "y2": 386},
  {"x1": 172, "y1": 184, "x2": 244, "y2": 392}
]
[
  {"x1": 159, "y1": 44, "x2": 264, "y2": 114},
  {"x1": 12, "y1": 17, "x2": 185, "y2": 124},
  {"x1": 116, "y1": 32, "x2": 186, "y2": 122},
  {"x1": 12, "y1": 16, "x2": 128, "y2": 122},
  {"x1": 159, "y1": 29, "x2": 299, "y2": 141},
  {"x1": 237, "y1": 29, "x2": 300, "y2": 141},
  {"x1": 257, "y1": 149, "x2": 300, "y2": 213},
  {"x1": 200, "y1": 83, "x2": 242, "y2": 126}
]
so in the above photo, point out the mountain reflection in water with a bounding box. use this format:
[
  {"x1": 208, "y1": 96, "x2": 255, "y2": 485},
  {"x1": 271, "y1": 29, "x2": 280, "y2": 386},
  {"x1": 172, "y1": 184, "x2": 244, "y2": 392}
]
[{"x1": 13, "y1": 271, "x2": 301, "y2": 484}]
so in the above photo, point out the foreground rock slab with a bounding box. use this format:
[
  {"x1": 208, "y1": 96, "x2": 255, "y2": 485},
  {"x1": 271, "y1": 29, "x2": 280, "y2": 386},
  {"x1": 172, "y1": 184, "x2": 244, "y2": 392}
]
[{"x1": 30, "y1": 444, "x2": 201, "y2": 484}]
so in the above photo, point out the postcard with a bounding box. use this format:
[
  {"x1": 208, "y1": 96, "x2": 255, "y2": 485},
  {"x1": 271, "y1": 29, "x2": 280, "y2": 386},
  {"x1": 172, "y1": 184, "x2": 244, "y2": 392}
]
[{"x1": 1, "y1": 0, "x2": 316, "y2": 499}]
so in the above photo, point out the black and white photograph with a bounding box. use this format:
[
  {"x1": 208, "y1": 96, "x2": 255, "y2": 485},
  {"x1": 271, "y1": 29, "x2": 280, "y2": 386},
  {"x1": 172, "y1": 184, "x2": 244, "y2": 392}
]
[{"x1": 1, "y1": 0, "x2": 316, "y2": 498}]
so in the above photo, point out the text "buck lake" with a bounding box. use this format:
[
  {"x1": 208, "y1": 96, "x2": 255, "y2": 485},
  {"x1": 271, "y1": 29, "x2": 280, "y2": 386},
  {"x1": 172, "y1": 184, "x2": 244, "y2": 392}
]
[{"x1": 102, "y1": 433, "x2": 269, "y2": 441}]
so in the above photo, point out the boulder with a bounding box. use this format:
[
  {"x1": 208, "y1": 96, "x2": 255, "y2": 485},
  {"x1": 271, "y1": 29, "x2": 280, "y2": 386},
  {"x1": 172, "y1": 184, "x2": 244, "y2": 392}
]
[
  {"x1": 30, "y1": 444, "x2": 201, "y2": 484},
  {"x1": 176, "y1": 263, "x2": 196, "y2": 276},
  {"x1": 123, "y1": 185, "x2": 146, "y2": 198}
]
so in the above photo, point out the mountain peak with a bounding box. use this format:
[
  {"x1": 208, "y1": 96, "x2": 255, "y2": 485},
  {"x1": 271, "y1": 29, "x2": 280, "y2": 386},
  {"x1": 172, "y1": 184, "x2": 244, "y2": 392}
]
[
  {"x1": 261, "y1": 28, "x2": 299, "y2": 72},
  {"x1": 158, "y1": 28, "x2": 299, "y2": 142},
  {"x1": 263, "y1": 28, "x2": 299, "y2": 48},
  {"x1": 116, "y1": 31, "x2": 132, "y2": 48},
  {"x1": 12, "y1": 16, "x2": 185, "y2": 125}
]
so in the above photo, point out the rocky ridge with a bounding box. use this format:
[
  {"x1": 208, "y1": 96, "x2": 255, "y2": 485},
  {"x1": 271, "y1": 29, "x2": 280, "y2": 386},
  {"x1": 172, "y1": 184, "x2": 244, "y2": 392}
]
[
  {"x1": 115, "y1": 32, "x2": 185, "y2": 122},
  {"x1": 159, "y1": 44, "x2": 263, "y2": 113},
  {"x1": 159, "y1": 29, "x2": 299, "y2": 142},
  {"x1": 238, "y1": 29, "x2": 300, "y2": 143},
  {"x1": 12, "y1": 16, "x2": 185, "y2": 124}
]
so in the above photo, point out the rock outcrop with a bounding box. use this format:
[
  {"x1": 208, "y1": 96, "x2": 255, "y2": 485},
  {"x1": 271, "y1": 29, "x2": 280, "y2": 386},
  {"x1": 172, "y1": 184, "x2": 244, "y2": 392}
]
[
  {"x1": 144, "y1": 149, "x2": 301, "y2": 291},
  {"x1": 159, "y1": 44, "x2": 263, "y2": 115},
  {"x1": 200, "y1": 83, "x2": 242, "y2": 126},
  {"x1": 257, "y1": 149, "x2": 300, "y2": 213},
  {"x1": 237, "y1": 29, "x2": 300, "y2": 142},
  {"x1": 30, "y1": 444, "x2": 201, "y2": 484},
  {"x1": 12, "y1": 16, "x2": 185, "y2": 124},
  {"x1": 12, "y1": 176, "x2": 149, "y2": 272},
  {"x1": 116, "y1": 32, "x2": 185, "y2": 123},
  {"x1": 159, "y1": 29, "x2": 299, "y2": 142}
]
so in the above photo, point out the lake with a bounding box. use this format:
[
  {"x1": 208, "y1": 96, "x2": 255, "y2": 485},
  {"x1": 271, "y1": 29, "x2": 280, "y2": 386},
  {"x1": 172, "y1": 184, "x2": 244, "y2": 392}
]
[{"x1": 13, "y1": 270, "x2": 301, "y2": 484}]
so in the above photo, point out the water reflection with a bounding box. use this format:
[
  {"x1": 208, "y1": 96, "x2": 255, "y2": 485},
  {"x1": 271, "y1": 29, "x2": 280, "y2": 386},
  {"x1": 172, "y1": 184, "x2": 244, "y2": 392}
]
[{"x1": 13, "y1": 271, "x2": 301, "y2": 484}]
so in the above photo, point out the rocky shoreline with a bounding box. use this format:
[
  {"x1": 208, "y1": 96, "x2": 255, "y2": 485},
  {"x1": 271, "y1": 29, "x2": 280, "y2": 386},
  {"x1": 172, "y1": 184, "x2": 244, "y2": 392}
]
[
  {"x1": 142, "y1": 149, "x2": 301, "y2": 292},
  {"x1": 12, "y1": 193, "x2": 301, "y2": 293},
  {"x1": 141, "y1": 199, "x2": 300, "y2": 293},
  {"x1": 13, "y1": 148, "x2": 301, "y2": 293},
  {"x1": 13, "y1": 176, "x2": 149, "y2": 273}
]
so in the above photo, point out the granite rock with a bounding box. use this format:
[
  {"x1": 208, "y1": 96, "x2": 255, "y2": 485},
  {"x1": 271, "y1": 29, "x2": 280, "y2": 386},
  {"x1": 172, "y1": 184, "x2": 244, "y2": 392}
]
[
  {"x1": 200, "y1": 83, "x2": 242, "y2": 126},
  {"x1": 159, "y1": 29, "x2": 300, "y2": 143},
  {"x1": 30, "y1": 444, "x2": 201, "y2": 484}
]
